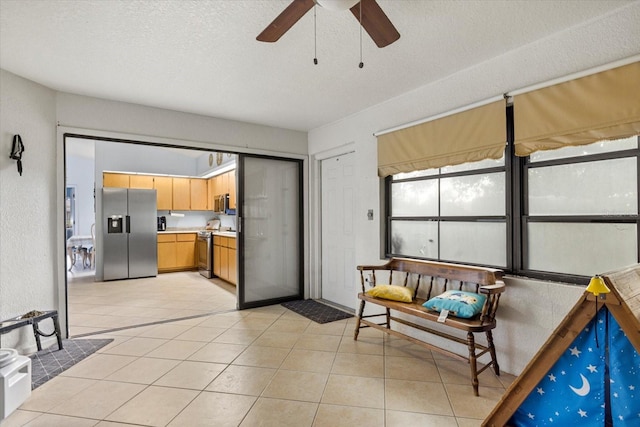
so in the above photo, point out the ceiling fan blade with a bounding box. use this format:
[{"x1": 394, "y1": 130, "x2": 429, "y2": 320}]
[
  {"x1": 350, "y1": 0, "x2": 400, "y2": 48},
  {"x1": 257, "y1": 0, "x2": 316, "y2": 42}
]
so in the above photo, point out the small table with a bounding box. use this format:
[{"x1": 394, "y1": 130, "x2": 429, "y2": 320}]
[{"x1": 0, "y1": 310, "x2": 63, "y2": 351}]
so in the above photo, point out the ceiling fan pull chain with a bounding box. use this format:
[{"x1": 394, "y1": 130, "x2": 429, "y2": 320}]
[
  {"x1": 358, "y1": 1, "x2": 364, "y2": 68},
  {"x1": 314, "y1": 4, "x2": 318, "y2": 65}
]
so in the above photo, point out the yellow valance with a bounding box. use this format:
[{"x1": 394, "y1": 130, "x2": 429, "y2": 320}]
[
  {"x1": 377, "y1": 100, "x2": 506, "y2": 177},
  {"x1": 514, "y1": 62, "x2": 640, "y2": 157}
]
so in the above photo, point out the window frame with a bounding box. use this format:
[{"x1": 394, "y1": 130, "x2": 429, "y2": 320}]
[
  {"x1": 385, "y1": 105, "x2": 640, "y2": 285},
  {"x1": 385, "y1": 158, "x2": 508, "y2": 269}
]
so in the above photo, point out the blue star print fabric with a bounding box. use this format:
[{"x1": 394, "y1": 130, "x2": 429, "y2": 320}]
[
  {"x1": 608, "y1": 310, "x2": 640, "y2": 426},
  {"x1": 510, "y1": 307, "x2": 640, "y2": 426},
  {"x1": 511, "y1": 308, "x2": 607, "y2": 426}
]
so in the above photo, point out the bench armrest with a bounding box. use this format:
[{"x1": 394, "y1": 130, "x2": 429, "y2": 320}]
[{"x1": 479, "y1": 280, "x2": 506, "y2": 294}]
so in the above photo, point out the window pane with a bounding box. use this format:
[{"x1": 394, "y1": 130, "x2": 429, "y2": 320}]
[
  {"x1": 441, "y1": 155, "x2": 505, "y2": 173},
  {"x1": 391, "y1": 180, "x2": 438, "y2": 217},
  {"x1": 394, "y1": 169, "x2": 438, "y2": 180},
  {"x1": 528, "y1": 158, "x2": 637, "y2": 215},
  {"x1": 390, "y1": 220, "x2": 438, "y2": 258},
  {"x1": 530, "y1": 136, "x2": 638, "y2": 162},
  {"x1": 440, "y1": 221, "x2": 506, "y2": 267},
  {"x1": 440, "y1": 173, "x2": 505, "y2": 216},
  {"x1": 527, "y1": 222, "x2": 637, "y2": 276}
]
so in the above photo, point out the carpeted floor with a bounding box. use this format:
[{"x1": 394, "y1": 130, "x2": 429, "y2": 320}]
[
  {"x1": 30, "y1": 338, "x2": 113, "y2": 389},
  {"x1": 281, "y1": 299, "x2": 353, "y2": 324}
]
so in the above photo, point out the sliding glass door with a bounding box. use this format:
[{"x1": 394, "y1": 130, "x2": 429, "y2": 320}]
[{"x1": 237, "y1": 155, "x2": 303, "y2": 309}]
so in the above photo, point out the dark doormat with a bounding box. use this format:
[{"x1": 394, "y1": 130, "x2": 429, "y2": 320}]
[
  {"x1": 281, "y1": 300, "x2": 353, "y2": 324},
  {"x1": 30, "y1": 338, "x2": 113, "y2": 389}
]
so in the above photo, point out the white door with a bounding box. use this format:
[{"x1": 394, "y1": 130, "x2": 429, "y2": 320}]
[{"x1": 321, "y1": 152, "x2": 356, "y2": 309}]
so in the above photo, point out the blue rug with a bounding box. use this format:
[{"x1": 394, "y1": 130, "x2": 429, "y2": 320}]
[{"x1": 29, "y1": 338, "x2": 113, "y2": 389}]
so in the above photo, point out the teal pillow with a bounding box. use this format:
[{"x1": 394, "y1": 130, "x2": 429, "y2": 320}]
[{"x1": 422, "y1": 290, "x2": 486, "y2": 319}]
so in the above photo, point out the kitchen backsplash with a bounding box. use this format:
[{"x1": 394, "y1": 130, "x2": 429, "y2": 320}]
[
  {"x1": 218, "y1": 214, "x2": 236, "y2": 231},
  {"x1": 157, "y1": 211, "x2": 236, "y2": 230}
]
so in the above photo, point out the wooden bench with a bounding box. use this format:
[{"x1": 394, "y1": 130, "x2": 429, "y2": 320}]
[{"x1": 354, "y1": 258, "x2": 506, "y2": 396}]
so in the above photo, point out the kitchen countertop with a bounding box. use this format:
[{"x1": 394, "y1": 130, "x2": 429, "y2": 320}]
[
  {"x1": 212, "y1": 231, "x2": 236, "y2": 238},
  {"x1": 157, "y1": 229, "x2": 202, "y2": 234},
  {"x1": 157, "y1": 229, "x2": 236, "y2": 238}
]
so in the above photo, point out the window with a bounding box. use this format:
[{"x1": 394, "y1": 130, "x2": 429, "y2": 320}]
[
  {"x1": 523, "y1": 136, "x2": 638, "y2": 280},
  {"x1": 387, "y1": 155, "x2": 507, "y2": 268},
  {"x1": 386, "y1": 136, "x2": 639, "y2": 283}
]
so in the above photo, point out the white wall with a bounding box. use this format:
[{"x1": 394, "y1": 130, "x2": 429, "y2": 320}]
[
  {"x1": 66, "y1": 153, "x2": 95, "y2": 236},
  {"x1": 307, "y1": 3, "x2": 640, "y2": 375},
  {"x1": 0, "y1": 70, "x2": 57, "y2": 351}
]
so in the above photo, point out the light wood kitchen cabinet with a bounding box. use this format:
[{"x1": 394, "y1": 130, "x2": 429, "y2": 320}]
[
  {"x1": 176, "y1": 233, "x2": 196, "y2": 268},
  {"x1": 154, "y1": 176, "x2": 173, "y2": 210},
  {"x1": 227, "y1": 171, "x2": 236, "y2": 209},
  {"x1": 157, "y1": 234, "x2": 177, "y2": 271},
  {"x1": 213, "y1": 235, "x2": 236, "y2": 285},
  {"x1": 211, "y1": 169, "x2": 236, "y2": 210},
  {"x1": 190, "y1": 179, "x2": 208, "y2": 210},
  {"x1": 208, "y1": 178, "x2": 215, "y2": 211},
  {"x1": 157, "y1": 233, "x2": 196, "y2": 272},
  {"x1": 103, "y1": 173, "x2": 129, "y2": 188},
  {"x1": 172, "y1": 178, "x2": 191, "y2": 210},
  {"x1": 129, "y1": 175, "x2": 154, "y2": 189},
  {"x1": 228, "y1": 238, "x2": 237, "y2": 285},
  {"x1": 218, "y1": 173, "x2": 228, "y2": 198}
]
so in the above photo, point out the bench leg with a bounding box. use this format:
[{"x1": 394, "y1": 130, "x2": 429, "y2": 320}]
[
  {"x1": 467, "y1": 332, "x2": 479, "y2": 396},
  {"x1": 486, "y1": 330, "x2": 499, "y2": 376},
  {"x1": 354, "y1": 299, "x2": 365, "y2": 340}
]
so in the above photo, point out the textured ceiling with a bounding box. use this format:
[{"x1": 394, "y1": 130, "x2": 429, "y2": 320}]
[{"x1": 0, "y1": 0, "x2": 634, "y2": 132}]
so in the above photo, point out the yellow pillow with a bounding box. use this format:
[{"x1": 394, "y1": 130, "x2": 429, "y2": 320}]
[{"x1": 365, "y1": 284, "x2": 413, "y2": 302}]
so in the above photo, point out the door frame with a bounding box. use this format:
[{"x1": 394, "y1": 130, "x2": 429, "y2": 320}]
[
  {"x1": 58, "y1": 127, "x2": 308, "y2": 338},
  {"x1": 310, "y1": 142, "x2": 355, "y2": 301},
  {"x1": 236, "y1": 153, "x2": 305, "y2": 310}
]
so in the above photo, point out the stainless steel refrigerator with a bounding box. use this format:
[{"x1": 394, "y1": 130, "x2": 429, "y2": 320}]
[{"x1": 102, "y1": 188, "x2": 158, "y2": 280}]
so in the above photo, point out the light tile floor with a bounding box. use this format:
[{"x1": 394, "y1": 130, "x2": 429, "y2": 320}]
[{"x1": 3, "y1": 272, "x2": 516, "y2": 426}]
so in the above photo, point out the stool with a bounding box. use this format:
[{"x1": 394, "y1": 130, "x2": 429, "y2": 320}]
[{"x1": 0, "y1": 310, "x2": 63, "y2": 352}]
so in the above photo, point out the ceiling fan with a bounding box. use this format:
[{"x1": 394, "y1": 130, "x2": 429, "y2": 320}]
[{"x1": 257, "y1": 0, "x2": 400, "y2": 48}]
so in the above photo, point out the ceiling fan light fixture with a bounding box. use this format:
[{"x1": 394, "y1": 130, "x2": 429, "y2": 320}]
[{"x1": 315, "y1": 0, "x2": 360, "y2": 12}]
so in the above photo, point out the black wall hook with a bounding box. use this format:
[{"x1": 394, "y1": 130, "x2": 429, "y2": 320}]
[{"x1": 10, "y1": 134, "x2": 25, "y2": 176}]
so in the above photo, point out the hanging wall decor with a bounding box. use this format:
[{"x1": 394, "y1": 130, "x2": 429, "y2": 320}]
[{"x1": 9, "y1": 134, "x2": 25, "y2": 176}]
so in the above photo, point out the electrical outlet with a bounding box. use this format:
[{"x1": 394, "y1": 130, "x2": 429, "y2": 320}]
[{"x1": 367, "y1": 209, "x2": 374, "y2": 220}]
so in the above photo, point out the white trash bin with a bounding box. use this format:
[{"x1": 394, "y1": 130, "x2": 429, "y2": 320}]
[{"x1": 0, "y1": 348, "x2": 32, "y2": 420}]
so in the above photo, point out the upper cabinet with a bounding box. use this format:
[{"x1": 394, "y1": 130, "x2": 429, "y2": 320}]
[
  {"x1": 129, "y1": 175, "x2": 154, "y2": 189},
  {"x1": 154, "y1": 176, "x2": 173, "y2": 210},
  {"x1": 190, "y1": 179, "x2": 208, "y2": 210},
  {"x1": 172, "y1": 178, "x2": 191, "y2": 210},
  {"x1": 228, "y1": 171, "x2": 236, "y2": 209},
  {"x1": 103, "y1": 173, "x2": 130, "y2": 188},
  {"x1": 103, "y1": 172, "x2": 211, "y2": 211},
  {"x1": 210, "y1": 169, "x2": 236, "y2": 210}
]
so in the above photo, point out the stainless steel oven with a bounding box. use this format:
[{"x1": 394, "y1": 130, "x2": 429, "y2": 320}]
[{"x1": 197, "y1": 231, "x2": 213, "y2": 278}]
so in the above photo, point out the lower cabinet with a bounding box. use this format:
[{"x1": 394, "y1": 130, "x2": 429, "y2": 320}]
[
  {"x1": 157, "y1": 233, "x2": 196, "y2": 272},
  {"x1": 213, "y1": 235, "x2": 237, "y2": 285}
]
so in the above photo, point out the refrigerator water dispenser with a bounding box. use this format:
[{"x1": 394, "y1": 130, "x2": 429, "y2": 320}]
[{"x1": 107, "y1": 216, "x2": 123, "y2": 233}]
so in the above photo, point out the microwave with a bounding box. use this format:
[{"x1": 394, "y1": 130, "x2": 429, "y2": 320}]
[{"x1": 214, "y1": 193, "x2": 229, "y2": 214}]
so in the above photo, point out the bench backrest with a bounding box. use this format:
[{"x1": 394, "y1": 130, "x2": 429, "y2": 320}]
[{"x1": 357, "y1": 258, "x2": 505, "y2": 323}]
